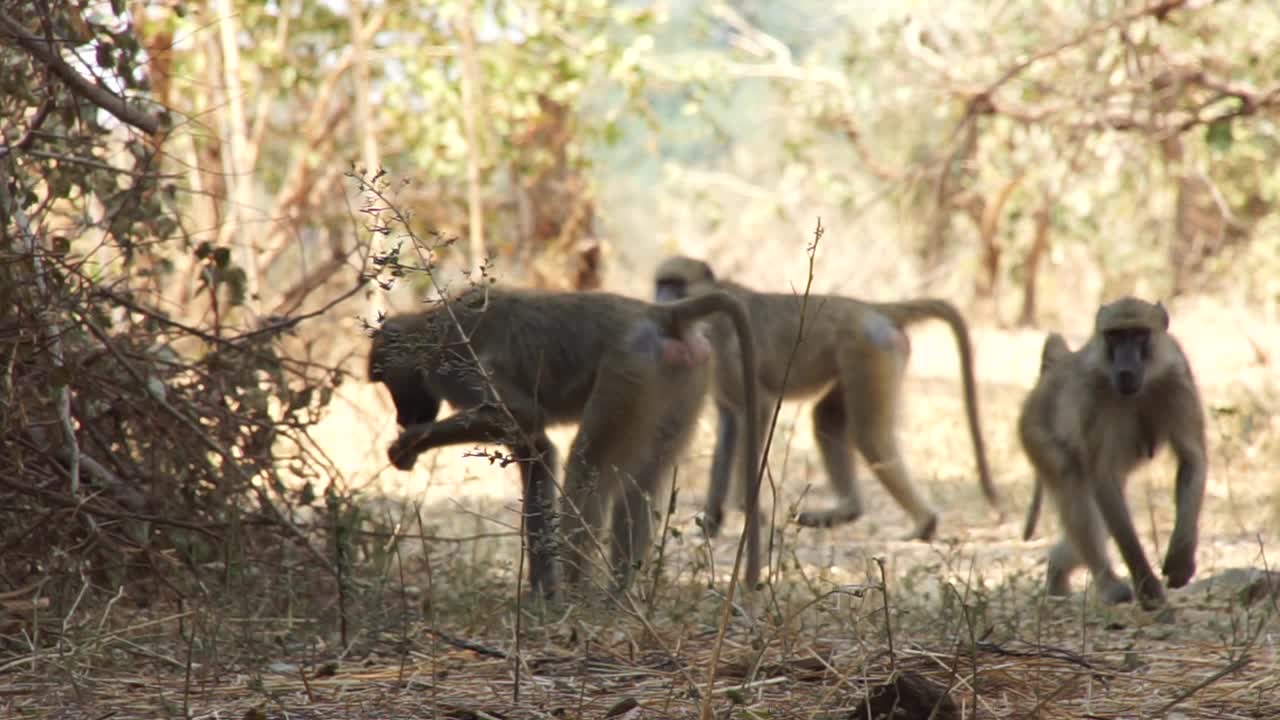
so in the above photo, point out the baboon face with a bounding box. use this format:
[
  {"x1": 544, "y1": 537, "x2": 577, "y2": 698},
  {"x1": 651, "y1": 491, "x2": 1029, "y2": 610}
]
[
  {"x1": 653, "y1": 256, "x2": 715, "y2": 302},
  {"x1": 1103, "y1": 327, "x2": 1151, "y2": 396},
  {"x1": 1095, "y1": 297, "x2": 1169, "y2": 397},
  {"x1": 654, "y1": 276, "x2": 687, "y2": 302},
  {"x1": 369, "y1": 328, "x2": 442, "y2": 428},
  {"x1": 382, "y1": 366, "x2": 442, "y2": 427}
]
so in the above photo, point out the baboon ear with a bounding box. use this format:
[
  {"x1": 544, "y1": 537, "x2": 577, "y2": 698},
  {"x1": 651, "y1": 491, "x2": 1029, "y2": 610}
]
[
  {"x1": 700, "y1": 261, "x2": 715, "y2": 282},
  {"x1": 1155, "y1": 301, "x2": 1170, "y2": 331}
]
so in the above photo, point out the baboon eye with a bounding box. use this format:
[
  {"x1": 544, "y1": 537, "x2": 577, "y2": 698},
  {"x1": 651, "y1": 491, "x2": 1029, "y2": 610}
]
[
  {"x1": 1125, "y1": 329, "x2": 1151, "y2": 354},
  {"x1": 1104, "y1": 328, "x2": 1151, "y2": 360}
]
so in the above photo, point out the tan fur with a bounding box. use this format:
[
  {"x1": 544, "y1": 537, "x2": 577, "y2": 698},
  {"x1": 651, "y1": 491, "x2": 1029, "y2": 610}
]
[
  {"x1": 367, "y1": 286, "x2": 763, "y2": 598},
  {"x1": 1021, "y1": 332, "x2": 1072, "y2": 541},
  {"x1": 652, "y1": 256, "x2": 996, "y2": 542},
  {"x1": 1017, "y1": 298, "x2": 1207, "y2": 609}
]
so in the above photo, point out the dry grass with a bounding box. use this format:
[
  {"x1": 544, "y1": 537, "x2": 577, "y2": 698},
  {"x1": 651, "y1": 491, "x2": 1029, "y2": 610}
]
[{"x1": 3, "y1": 294, "x2": 1278, "y2": 719}]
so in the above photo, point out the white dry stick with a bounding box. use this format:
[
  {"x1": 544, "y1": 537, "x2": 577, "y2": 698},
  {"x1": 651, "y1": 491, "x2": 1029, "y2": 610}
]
[
  {"x1": 455, "y1": 0, "x2": 487, "y2": 280},
  {"x1": 214, "y1": 0, "x2": 261, "y2": 310}
]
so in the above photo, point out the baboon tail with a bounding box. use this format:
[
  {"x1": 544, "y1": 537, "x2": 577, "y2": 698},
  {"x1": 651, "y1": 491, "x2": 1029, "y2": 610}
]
[
  {"x1": 659, "y1": 290, "x2": 765, "y2": 588},
  {"x1": 875, "y1": 299, "x2": 1000, "y2": 512},
  {"x1": 1022, "y1": 476, "x2": 1043, "y2": 541}
]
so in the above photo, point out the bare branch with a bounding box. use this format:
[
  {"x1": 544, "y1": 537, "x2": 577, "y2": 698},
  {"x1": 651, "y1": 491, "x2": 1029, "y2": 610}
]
[
  {"x1": 0, "y1": 10, "x2": 162, "y2": 136},
  {"x1": 456, "y1": 0, "x2": 488, "y2": 277},
  {"x1": 0, "y1": 99, "x2": 52, "y2": 158}
]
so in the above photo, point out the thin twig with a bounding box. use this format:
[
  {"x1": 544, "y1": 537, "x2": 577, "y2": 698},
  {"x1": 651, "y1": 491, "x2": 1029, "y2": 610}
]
[
  {"x1": 700, "y1": 218, "x2": 824, "y2": 720},
  {"x1": 0, "y1": 10, "x2": 161, "y2": 135}
]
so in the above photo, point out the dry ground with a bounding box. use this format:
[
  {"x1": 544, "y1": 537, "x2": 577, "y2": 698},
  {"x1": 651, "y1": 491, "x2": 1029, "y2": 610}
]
[
  {"x1": 6, "y1": 294, "x2": 1278, "y2": 718},
  {"x1": 291, "y1": 294, "x2": 1280, "y2": 717}
]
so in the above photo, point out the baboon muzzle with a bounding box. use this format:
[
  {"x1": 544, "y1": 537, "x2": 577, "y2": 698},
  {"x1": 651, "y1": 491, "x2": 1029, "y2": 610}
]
[
  {"x1": 1114, "y1": 368, "x2": 1142, "y2": 396},
  {"x1": 1110, "y1": 345, "x2": 1145, "y2": 396},
  {"x1": 654, "y1": 280, "x2": 687, "y2": 302}
]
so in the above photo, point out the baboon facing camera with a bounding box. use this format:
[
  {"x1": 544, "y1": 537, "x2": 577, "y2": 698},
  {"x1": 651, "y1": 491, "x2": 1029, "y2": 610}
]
[
  {"x1": 1018, "y1": 298, "x2": 1207, "y2": 609},
  {"x1": 653, "y1": 256, "x2": 996, "y2": 543},
  {"x1": 368, "y1": 286, "x2": 763, "y2": 598}
]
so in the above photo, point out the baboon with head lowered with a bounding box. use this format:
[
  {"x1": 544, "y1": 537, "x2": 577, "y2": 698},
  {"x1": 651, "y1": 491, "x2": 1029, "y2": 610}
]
[
  {"x1": 653, "y1": 256, "x2": 995, "y2": 542},
  {"x1": 1018, "y1": 297, "x2": 1207, "y2": 609},
  {"x1": 368, "y1": 286, "x2": 763, "y2": 598}
]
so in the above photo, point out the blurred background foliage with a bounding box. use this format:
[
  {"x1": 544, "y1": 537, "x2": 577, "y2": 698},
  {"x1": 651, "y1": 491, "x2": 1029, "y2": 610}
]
[{"x1": 2, "y1": 0, "x2": 1279, "y2": 637}]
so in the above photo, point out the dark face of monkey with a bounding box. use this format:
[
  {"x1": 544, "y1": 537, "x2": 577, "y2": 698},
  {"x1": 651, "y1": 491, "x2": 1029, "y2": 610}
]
[
  {"x1": 1103, "y1": 327, "x2": 1151, "y2": 396},
  {"x1": 653, "y1": 276, "x2": 687, "y2": 302},
  {"x1": 381, "y1": 366, "x2": 442, "y2": 427},
  {"x1": 369, "y1": 329, "x2": 443, "y2": 428},
  {"x1": 653, "y1": 257, "x2": 715, "y2": 302}
]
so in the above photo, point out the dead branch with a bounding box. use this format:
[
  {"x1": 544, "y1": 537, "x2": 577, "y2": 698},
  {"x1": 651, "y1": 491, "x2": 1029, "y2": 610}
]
[{"x1": 0, "y1": 10, "x2": 162, "y2": 136}]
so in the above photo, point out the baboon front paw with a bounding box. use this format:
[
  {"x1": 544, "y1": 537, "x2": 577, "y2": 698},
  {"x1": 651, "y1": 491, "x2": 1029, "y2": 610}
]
[
  {"x1": 1162, "y1": 551, "x2": 1196, "y2": 589},
  {"x1": 1135, "y1": 584, "x2": 1167, "y2": 611},
  {"x1": 696, "y1": 507, "x2": 724, "y2": 538},
  {"x1": 1046, "y1": 567, "x2": 1072, "y2": 597},
  {"x1": 1099, "y1": 579, "x2": 1136, "y2": 606},
  {"x1": 794, "y1": 504, "x2": 862, "y2": 529},
  {"x1": 902, "y1": 514, "x2": 938, "y2": 542},
  {"x1": 387, "y1": 439, "x2": 418, "y2": 470}
]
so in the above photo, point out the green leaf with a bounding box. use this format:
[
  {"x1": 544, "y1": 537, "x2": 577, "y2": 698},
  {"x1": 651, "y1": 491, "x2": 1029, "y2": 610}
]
[
  {"x1": 1205, "y1": 119, "x2": 1233, "y2": 153},
  {"x1": 602, "y1": 119, "x2": 622, "y2": 147}
]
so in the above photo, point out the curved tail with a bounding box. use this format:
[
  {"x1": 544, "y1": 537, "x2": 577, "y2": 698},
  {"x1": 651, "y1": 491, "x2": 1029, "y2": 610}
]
[
  {"x1": 874, "y1": 299, "x2": 999, "y2": 512},
  {"x1": 659, "y1": 290, "x2": 765, "y2": 589},
  {"x1": 1022, "y1": 478, "x2": 1043, "y2": 541}
]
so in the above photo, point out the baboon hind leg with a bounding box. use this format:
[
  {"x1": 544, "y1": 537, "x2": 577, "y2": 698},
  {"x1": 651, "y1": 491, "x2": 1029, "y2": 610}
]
[
  {"x1": 561, "y1": 367, "x2": 657, "y2": 592},
  {"x1": 511, "y1": 435, "x2": 559, "y2": 598},
  {"x1": 1091, "y1": 473, "x2": 1166, "y2": 608},
  {"x1": 611, "y1": 390, "x2": 702, "y2": 593},
  {"x1": 609, "y1": 475, "x2": 658, "y2": 593},
  {"x1": 701, "y1": 403, "x2": 738, "y2": 538},
  {"x1": 561, "y1": 442, "x2": 619, "y2": 591},
  {"x1": 795, "y1": 386, "x2": 863, "y2": 528},
  {"x1": 706, "y1": 395, "x2": 773, "y2": 524},
  {"x1": 1045, "y1": 480, "x2": 1134, "y2": 605},
  {"x1": 845, "y1": 334, "x2": 938, "y2": 541}
]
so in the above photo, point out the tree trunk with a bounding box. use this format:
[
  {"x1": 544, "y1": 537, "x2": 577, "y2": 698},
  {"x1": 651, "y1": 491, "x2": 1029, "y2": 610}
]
[
  {"x1": 1018, "y1": 198, "x2": 1052, "y2": 327},
  {"x1": 456, "y1": 1, "x2": 487, "y2": 278},
  {"x1": 213, "y1": 0, "x2": 259, "y2": 312}
]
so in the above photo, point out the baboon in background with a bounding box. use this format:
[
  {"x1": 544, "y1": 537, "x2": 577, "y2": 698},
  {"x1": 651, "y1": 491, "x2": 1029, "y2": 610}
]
[
  {"x1": 652, "y1": 256, "x2": 996, "y2": 543},
  {"x1": 1018, "y1": 297, "x2": 1207, "y2": 609},
  {"x1": 368, "y1": 286, "x2": 763, "y2": 598}
]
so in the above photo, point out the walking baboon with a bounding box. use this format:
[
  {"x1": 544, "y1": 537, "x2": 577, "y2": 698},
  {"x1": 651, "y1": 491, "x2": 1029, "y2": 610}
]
[
  {"x1": 368, "y1": 286, "x2": 763, "y2": 597},
  {"x1": 1021, "y1": 331, "x2": 1164, "y2": 542},
  {"x1": 1018, "y1": 298, "x2": 1207, "y2": 609},
  {"x1": 652, "y1": 256, "x2": 995, "y2": 542}
]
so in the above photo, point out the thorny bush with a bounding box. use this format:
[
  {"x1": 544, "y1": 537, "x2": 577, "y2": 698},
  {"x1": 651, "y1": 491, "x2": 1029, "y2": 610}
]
[{"x1": 0, "y1": 3, "x2": 345, "y2": 632}]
